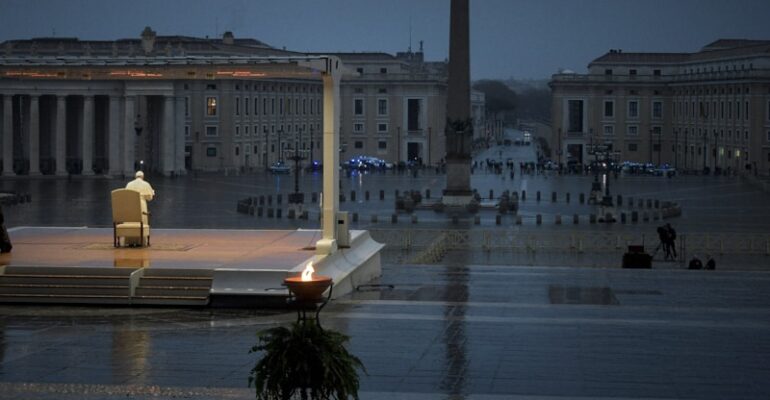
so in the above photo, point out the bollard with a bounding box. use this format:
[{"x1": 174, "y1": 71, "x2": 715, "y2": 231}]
[
  {"x1": 426, "y1": 189, "x2": 430, "y2": 199},
  {"x1": 474, "y1": 215, "x2": 481, "y2": 225},
  {"x1": 579, "y1": 193, "x2": 585, "y2": 203},
  {"x1": 267, "y1": 208, "x2": 274, "y2": 218},
  {"x1": 350, "y1": 190, "x2": 356, "y2": 202},
  {"x1": 276, "y1": 209, "x2": 282, "y2": 218},
  {"x1": 287, "y1": 209, "x2": 296, "y2": 219},
  {"x1": 552, "y1": 191, "x2": 557, "y2": 202},
  {"x1": 521, "y1": 190, "x2": 526, "y2": 201},
  {"x1": 277, "y1": 194, "x2": 282, "y2": 204},
  {"x1": 621, "y1": 212, "x2": 626, "y2": 223},
  {"x1": 365, "y1": 191, "x2": 370, "y2": 201},
  {"x1": 411, "y1": 214, "x2": 418, "y2": 224},
  {"x1": 573, "y1": 214, "x2": 579, "y2": 224},
  {"x1": 555, "y1": 214, "x2": 561, "y2": 225},
  {"x1": 391, "y1": 214, "x2": 398, "y2": 224},
  {"x1": 589, "y1": 214, "x2": 597, "y2": 224},
  {"x1": 617, "y1": 195, "x2": 623, "y2": 206},
  {"x1": 536, "y1": 214, "x2": 542, "y2": 225},
  {"x1": 352, "y1": 212, "x2": 359, "y2": 222},
  {"x1": 631, "y1": 211, "x2": 638, "y2": 222},
  {"x1": 566, "y1": 193, "x2": 570, "y2": 203},
  {"x1": 489, "y1": 189, "x2": 494, "y2": 200},
  {"x1": 379, "y1": 190, "x2": 385, "y2": 200},
  {"x1": 496, "y1": 215, "x2": 502, "y2": 225},
  {"x1": 371, "y1": 214, "x2": 378, "y2": 223},
  {"x1": 516, "y1": 215, "x2": 522, "y2": 225},
  {"x1": 536, "y1": 191, "x2": 541, "y2": 202}
]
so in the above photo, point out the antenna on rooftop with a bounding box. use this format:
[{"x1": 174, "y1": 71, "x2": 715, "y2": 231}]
[{"x1": 408, "y1": 16, "x2": 412, "y2": 52}]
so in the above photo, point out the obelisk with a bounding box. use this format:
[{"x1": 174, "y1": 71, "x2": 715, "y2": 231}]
[{"x1": 442, "y1": 0, "x2": 474, "y2": 207}]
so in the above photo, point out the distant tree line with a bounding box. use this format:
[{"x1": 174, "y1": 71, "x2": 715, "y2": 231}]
[{"x1": 472, "y1": 79, "x2": 551, "y2": 125}]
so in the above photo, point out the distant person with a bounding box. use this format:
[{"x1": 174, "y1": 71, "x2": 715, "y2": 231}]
[
  {"x1": 126, "y1": 171, "x2": 155, "y2": 206},
  {"x1": 665, "y1": 223, "x2": 677, "y2": 259},
  {"x1": 656, "y1": 225, "x2": 673, "y2": 260},
  {"x1": 688, "y1": 255, "x2": 703, "y2": 270},
  {"x1": 705, "y1": 255, "x2": 716, "y2": 270},
  {"x1": 0, "y1": 204, "x2": 11, "y2": 253}
]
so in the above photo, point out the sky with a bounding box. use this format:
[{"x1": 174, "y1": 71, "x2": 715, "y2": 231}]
[{"x1": 1, "y1": 0, "x2": 769, "y2": 80}]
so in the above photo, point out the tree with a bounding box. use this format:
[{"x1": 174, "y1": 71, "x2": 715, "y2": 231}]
[{"x1": 472, "y1": 80, "x2": 517, "y2": 113}]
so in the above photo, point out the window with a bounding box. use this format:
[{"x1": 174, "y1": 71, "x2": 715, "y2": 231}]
[
  {"x1": 206, "y1": 147, "x2": 217, "y2": 157},
  {"x1": 303, "y1": 99, "x2": 307, "y2": 114},
  {"x1": 628, "y1": 143, "x2": 638, "y2": 152},
  {"x1": 378, "y1": 88, "x2": 388, "y2": 94},
  {"x1": 628, "y1": 101, "x2": 639, "y2": 118},
  {"x1": 271, "y1": 98, "x2": 275, "y2": 114},
  {"x1": 244, "y1": 125, "x2": 250, "y2": 137},
  {"x1": 745, "y1": 101, "x2": 749, "y2": 120},
  {"x1": 377, "y1": 99, "x2": 388, "y2": 116},
  {"x1": 184, "y1": 97, "x2": 190, "y2": 117},
  {"x1": 629, "y1": 69, "x2": 637, "y2": 76},
  {"x1": 205, "y1": 126, "x2": 217, "y2": 137},
  {"x1": 354, "y1": 123, "x2": 364, "y2": 133},
  {"x1": 378, "y1": 140, "x2": 387, "y2": 150},
  {"x1": 653, "y1": 144, "x2": 661, "y2": 151},
  {"x1": 603, "y1": 100, "x2": 614, "y2": 118},
  {"x1": 245, "y1": 97, "x2": 249, "y2": 115},
  {"x1": 235, "y1": 125, "x2": 240, "y2": 137},
  {"x1": 279, "y1": 98, "x2": 284, "y2": 115},
  {"x1": 767, "y1": 100, "x2": 770, "y2": 120},
  {"x1": 235, "y1": 97, "x2": 240, "y2": 116},
  {"x1": 354, "y1": 141, "x2": 363, "y2": 149},
  {"x1": 652, "y1": 101, "x2": 662, "y2": 119},
  {"x1": 604, "y1": 69, "x2": 612, "y2": 75},
  {"x1": 254, "y1": 145, "x2": 258, "y2": 154},
  {"x1": 235, "y1": 146, "x2": 240, "y2": 156},
  {"x1": 767, "y1": 131, "x2": 770, "y2": 142},
  {"x1": 567, "y1": 99, "x2": 584, "y2": 132},
  {"x1": 653, "y1": 69, "x2": 661, "y2": 76},
  {"x1": 206, "y1": 97, "x2": 217, "y2": 116},
  {"x1": 245, "y1": 145, "x2": 250, "y2": 155},
  {"x1": 356, "y1": 67, "x2": 363, "y2": 74},
  {"x1": 377, "y1": 123, "x2": 388, "y2": 133},
  {"x1": 407, "y1": 98, "x2": 423, "y2": 131},
  {"x1": 652, "y1": 126, "x2": 662, "y2": 136},
  {"x1": 627, "y1": 126, "x2": 638, "y2": 136},
  {"x1": 206, "y1": 84, "x2": 217, "y2": 90},
  {"x1": 354, "y1": 98, "x2": 364, "y2": 115},
  {"x1": 603, "y1": 125, "x2": 614, "y2": 135},
  {"x1": 184, "y1": 126, "x2": 190, "y2": 137},
  {"x1": 354, "y1": 88, "x2": 364, "y2": 94},
  {"x1": 263, "y1": 98, "x2": 268, "y2": 114},
  {"x1": 736, "y1": 101, "x2": 740, "y2": 119},
  {"x1": 380, "y1": 67, "x2": 387, "y2": 74}
]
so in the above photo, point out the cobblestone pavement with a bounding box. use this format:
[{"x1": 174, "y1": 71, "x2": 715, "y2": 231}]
[{"x1": 1, "y1": 264, "x2": 770, "y2": 399}]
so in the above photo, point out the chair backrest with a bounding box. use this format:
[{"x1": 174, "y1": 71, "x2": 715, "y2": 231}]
[{"x1": 111, "y1": 189, "x2": 143, "y2": 223}]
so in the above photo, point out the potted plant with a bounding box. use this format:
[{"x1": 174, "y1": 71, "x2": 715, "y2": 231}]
[{"x1": 249, "y1": 321, "x2": 366, "y2": 400}]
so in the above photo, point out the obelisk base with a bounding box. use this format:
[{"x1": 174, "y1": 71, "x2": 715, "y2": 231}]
[{"x1": 442, "y1": 158, "x2": 473, "y2": 206}]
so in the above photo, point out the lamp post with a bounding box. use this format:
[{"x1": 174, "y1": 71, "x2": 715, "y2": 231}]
[
  {"x1": 673, "y1": 129, "x2": 678, "y2": 169},
  {"x1": 396, "y1": 126, "x2": 401, "y2": 165},
  {"x1": 657, "y1": 129, "x2": 661, "y2": 166},
  {"x1": 648, "y1": 128, "x2": 653, "y2": 165},
  {"x1": 309, "y1": 126, "x2": 314, "y2": 167},
  {"x1": 287, "y1": 129, "x2": 306, "y2": 206},
  {"x1": 263, "y1": 127, "x2": 268, "y2": 169}
]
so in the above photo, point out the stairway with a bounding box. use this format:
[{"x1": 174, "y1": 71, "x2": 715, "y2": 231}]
[
  {"x1": 0, "y1": 266, "x2": 133, "y2": 304},
  {"x1": 131, "y1": 268, "x2": 213, "y2": 306}
]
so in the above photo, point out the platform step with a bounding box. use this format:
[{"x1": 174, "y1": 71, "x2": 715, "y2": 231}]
[
  {"x1": 3, "y1": 266, "x2": 135, "y2": 276},
  {"x1": 0, "y1": 284, "x2": 129, "y2": 296},
  {"x1": 134, "y1": 286, "x2": 210, "y2": 297},
  {"x1": 0, "y1": 293, "x2": 130, "y2": 305},
  {"x1": 131, "y1": 295, "x2": 209, "y2": 306},
  {"x1": 138, "y1": 276, "x2": 213, "y2": 287},
  {"x1": 0, "y1": 275, "x2": 129, "y2": 286}
]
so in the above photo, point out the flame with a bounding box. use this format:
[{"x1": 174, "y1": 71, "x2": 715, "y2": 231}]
[{"x1": 301, "y1": 262, "x2": 315, "y2": 282}]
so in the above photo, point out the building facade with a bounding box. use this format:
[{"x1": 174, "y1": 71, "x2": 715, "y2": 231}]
[
  {"x1": 550, "y1": 39, "x2": 770, "y2": 175},
  {"x1": 0, "y1": 29, "x2": 451, "y2": 176}
]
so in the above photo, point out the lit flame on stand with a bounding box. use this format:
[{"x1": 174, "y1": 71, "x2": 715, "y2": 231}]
[{"x1": 301, "y1": 262, "x2": 315, "y2": 282}]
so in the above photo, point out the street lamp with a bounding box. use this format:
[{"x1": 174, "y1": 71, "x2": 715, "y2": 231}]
[
  {"x1": 648, "y1": 128, "x2": 653, "y2": 165},
  {"x1": 287, "y1": 129, "x2": 307, "y2": 206},
  {"x1": 674, "y1": 129, "x2": 678, "y2": 169}
]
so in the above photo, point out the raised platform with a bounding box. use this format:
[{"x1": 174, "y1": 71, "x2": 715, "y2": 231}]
[{"x1": 0, "y1": 227, "x2": 383, "y2": 306}]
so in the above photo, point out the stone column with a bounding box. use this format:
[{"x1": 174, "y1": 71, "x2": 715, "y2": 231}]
[
  {"x1": 107, "y1": 96, "x2": 121, "y2": 176},
  {"x1": 55, "y1": 95, "x2": 68, "y2": 176},
  {"x1": 123, "y1": 95, "x2": 136, "y2": 175},
  {"x1": 442, "y1": 0, "x2": 473, "y2": 205},
  {"x1": 2, "y1": 95, "x2": 13, "y2": 176},
  {"x1": 174, "y1": 96, "x2": 186, "y2": 175},
  {"x1": 81, "y1": 95, "x2": 94, "y2": 175},
  {"x1": 160, "y1": 95, "x2": 174, "y2": 175},
  {"x1": 316, "y1": 69, "x2": 341, "y2": 256},
  {"x1": 29, "y1": 94, "x2": 41, "y2": 175}
]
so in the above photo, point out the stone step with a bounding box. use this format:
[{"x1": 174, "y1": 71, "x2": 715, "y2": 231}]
[
  {"x1": 142, "y1": 269, "x2": 214, "y2": 278},
  {"x1": 3, "y1": 266, "x2": 135, "y2": 276},
  {"x1": 138, "y1": 276, "x2": 213, "y2": 288},
  {"x1": 134, "y1": 286, "x2": 210, "y2": 298},
  {"x1": 130, "y1": 295, "x2": 209, "y2": 306},
  {"x1": 0, "y1": 274, "x2": 129, "y2": 286},
  {"x1": 0, "y1": 293, "x2": 130, "y2": 305},
  {"x1": 0, "y1": 284, "x2": 129, "y2": 296}
]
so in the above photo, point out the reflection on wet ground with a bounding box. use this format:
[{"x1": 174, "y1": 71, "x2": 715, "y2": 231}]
[{"x1": 2, "y1": 264, "x2": 770, "y2": 399}]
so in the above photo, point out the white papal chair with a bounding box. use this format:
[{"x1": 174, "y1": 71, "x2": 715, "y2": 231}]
[{"x1": 111, "y1": 189, "x2": 150, "y2": 247}]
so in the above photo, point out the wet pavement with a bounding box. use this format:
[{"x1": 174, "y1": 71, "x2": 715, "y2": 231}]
[
  {"x1": 1, "y1": 129, "x2": 770, "y2": 398},
  {"x1": 1, "y1": 264, "x2": 770, "y2": 399}
]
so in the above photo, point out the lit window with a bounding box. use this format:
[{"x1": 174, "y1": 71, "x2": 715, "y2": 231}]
[{"x1": 206, "y1": 97, "x2": 217, "y2": 116}]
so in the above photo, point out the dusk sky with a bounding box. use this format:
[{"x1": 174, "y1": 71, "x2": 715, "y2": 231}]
[{"x1": 1, "y1": 0, "x2": 769, "y2": 80}]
